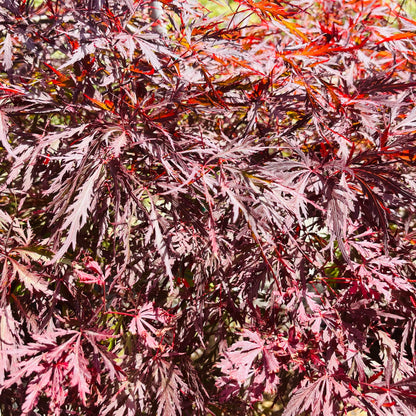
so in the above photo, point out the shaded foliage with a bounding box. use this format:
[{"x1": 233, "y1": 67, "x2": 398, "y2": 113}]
[{"x1": 1, "y1": 0, "x2": 416, "y2": 414}]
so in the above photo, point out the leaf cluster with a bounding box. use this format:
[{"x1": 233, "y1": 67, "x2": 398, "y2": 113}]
[{"x1": 1, "y1": 0, "x2": 416, "y2": 415}]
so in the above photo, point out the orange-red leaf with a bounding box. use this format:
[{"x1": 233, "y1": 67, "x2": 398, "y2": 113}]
[
  {"x1": 376, "y1": 32, "x2": 416, "y2": 45},
  {"x1": 84, "y1": 94, "x2": 114, "y2": 111}
]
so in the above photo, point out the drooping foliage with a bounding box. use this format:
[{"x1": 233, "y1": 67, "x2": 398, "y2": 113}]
[{"x1": 1, "y1": 0, "x2": 416, "y2": 414}]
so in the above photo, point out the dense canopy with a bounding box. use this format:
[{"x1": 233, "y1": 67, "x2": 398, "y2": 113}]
[{"x1": 1, "y1": 0, "x2": 416, "y2": 415}]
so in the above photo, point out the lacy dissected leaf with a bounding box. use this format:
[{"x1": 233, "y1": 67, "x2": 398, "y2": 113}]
[
  {"x1": 50, "y1": 165, "x2": 103, "y2": 262},
  {"x1": 0, "y1": 304, "x2": 21, "y2": 385},
  {"x1": 217, "y1": 328, "x2": 280, "y2": 400},
  {"x1": 128, "y1": 302, "x2": 169, "y2": 348},
  {"x1": 153, "y1": 358, "x2": 188, "y2": 416}
]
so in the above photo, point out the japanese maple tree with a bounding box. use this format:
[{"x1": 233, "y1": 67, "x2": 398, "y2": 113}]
[{"x1": 1, "y1": 0, "x2": 416, "y2": 415}]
